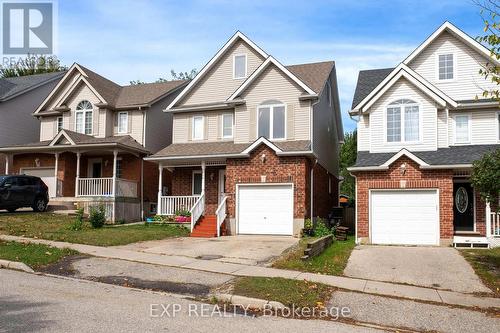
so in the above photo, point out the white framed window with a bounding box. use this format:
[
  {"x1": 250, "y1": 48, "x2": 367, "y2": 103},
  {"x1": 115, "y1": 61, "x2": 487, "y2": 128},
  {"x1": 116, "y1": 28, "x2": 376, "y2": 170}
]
[
  {"x1": 57, "y1": 117, "x2": 63, "y2": 132},
  {"x1": 233, "y1": 54, "x2": 247, "y2": 79},
  {"x1": 192, "y1": 170, "x2": 202, "y2": 195},
  {"x1": 454, "y1": 114, "x2": 471, "y2": 144},
  {"x1": 257, "y1": 102, "x2": 286, "y2": 140},
  {"x1": 115, "y1": 158, "x2": 123, "y2": 179},
  {"x1": 117, "y1": 112, "x2": 128, "y2": 133},
  {"x1": 385, "y1": 99, "x2": 420, "y2": 143},
  {"x1": 221, "y1": 113, "x2": 234, "y2": 138},
  {"x1": 437, "y1": 53, "x2": 454, "y2": 81},
  {"x1": 75, "y1": 100, "x2": 93, "y2": 135},
  {"x1": 192, "y1": 115, "x2": 204, "y2": 140}
]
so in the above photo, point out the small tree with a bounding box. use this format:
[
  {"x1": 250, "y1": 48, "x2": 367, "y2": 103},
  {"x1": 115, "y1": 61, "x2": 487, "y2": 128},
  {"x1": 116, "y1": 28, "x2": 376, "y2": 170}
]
[
  {"x1": 339, "y1": 131, "x2": 357, "y2": 201},
  {"x1": 0, "y1": 54, "x2": 67, "y2": 78},
  {"x1": 470, "y1": 149, "x2": 500, "y2": 206}
]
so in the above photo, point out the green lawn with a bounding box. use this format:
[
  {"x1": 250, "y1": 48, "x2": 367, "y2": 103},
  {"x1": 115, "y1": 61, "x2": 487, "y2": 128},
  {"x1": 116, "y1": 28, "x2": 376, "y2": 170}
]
[
  {"x1": 232, "y1": 277, "x2": 334, "y2": 309},
  {"x1": 0, "y1": 241, "x2": 77, "y2": 269},
  {"x1": 272, "y1": 236, "x2": 355, "y2": 276},
  {"x1": 461, "y1": 247, "x2": 500, "y2": 295},
  {"x1": 0, "y1": 213, "x2": 190, "y2": 246}
]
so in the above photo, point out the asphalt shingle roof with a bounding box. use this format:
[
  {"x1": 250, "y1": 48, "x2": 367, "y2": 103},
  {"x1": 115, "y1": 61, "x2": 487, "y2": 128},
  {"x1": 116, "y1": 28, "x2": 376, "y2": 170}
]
[
  {"x1": 286, "y1": 61, "x2": 335, "y2": 94},
  {"x1": 351, "y1": 68, "x2": 394, "y2": 109},
  {"x1": 354, "y1": 145, "x2": 499, "y2": 167},
  {"x1": 0, "y1": 71, "x2": 65, "y2": 101}
]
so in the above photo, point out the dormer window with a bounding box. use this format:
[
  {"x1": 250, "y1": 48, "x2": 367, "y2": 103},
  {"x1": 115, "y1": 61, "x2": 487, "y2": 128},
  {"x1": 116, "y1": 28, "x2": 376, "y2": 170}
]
[
  {"x1": 233, "y1": 54, "x2": 247, "y2": 79},
  {"x1": 438, "y1": 53, "x2": 454, "y2": 80},
  {"x1": 75, "y1": 100, "x2": 93, "y2": 135}
]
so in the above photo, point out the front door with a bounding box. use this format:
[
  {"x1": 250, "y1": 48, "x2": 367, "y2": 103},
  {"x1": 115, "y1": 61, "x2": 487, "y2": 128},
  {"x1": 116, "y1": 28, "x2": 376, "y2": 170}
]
[
  {"x1": 88, "y1": 159, "x2": 102, "y2": 178},
  {"x1": 453, "y1": 182, "x2": 474, "y2": 232}
]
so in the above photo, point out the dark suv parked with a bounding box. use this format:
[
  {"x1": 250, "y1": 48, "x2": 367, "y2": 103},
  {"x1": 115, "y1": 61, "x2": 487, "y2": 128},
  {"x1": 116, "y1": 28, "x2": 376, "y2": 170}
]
[{"x1": 0, "y1": 175, "x2": 49, "y2": 212}]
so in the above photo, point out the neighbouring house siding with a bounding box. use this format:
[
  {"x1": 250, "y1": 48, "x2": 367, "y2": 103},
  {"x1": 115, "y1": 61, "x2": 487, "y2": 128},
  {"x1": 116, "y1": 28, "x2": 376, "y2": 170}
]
[
  {"x1": 0, "y1": 81, "x2": 57, "y2": 146},
  {"x1": 144, "y1": 90, "x2": 180, "y2": 153},
  {"x1": 408, "y1": 31, "x2": 497, "y2": 101},
  {"x1": 448, "y1": 109, "x2": 499, "y2": 146},
  {"x1": 179, "y1": 40, "x2": 266, "y2": 106},
  {"x1": 366, "y1": 78, "x2": 439, "y2": 153},
  {"x1": 236, "y1": 64, "x2": 311, "y2": 143}
]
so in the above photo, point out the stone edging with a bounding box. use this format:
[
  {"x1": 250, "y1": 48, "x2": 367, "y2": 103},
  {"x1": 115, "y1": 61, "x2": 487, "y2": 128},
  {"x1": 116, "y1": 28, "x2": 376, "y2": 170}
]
[
  {"x1": 212, "y1": 293, "x2": 286, "y2": 310},
  {"x1": 0, "y1": 259, "x2": 35, "y2": 273}
]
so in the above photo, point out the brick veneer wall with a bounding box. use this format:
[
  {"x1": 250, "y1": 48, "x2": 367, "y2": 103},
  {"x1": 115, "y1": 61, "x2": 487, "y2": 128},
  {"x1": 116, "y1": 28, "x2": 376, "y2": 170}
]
[
  {"x1": 474, "y1": 190, "x2": 487, "y2": 236},
  {"x1": 354, "y1": 156, "x2": 455, "y2": 243}
]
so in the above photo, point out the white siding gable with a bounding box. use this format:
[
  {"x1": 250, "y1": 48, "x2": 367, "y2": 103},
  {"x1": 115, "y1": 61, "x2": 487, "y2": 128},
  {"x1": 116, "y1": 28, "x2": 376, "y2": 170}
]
[{"x1": 408, "y1": 31, "x2": 497, "y2": 101}]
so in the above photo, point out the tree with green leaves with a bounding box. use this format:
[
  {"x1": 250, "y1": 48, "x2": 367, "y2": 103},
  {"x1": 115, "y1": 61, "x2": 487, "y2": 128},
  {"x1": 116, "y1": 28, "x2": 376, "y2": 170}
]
[
  {"x1": 339, "y1": 130, "x2": 357, "y2": 203},
  {"x1": 475, "y1": 0, "x2": 500, "y2": 100},
  {"x1": 471, "y1": 149, "x2": 500, "y2": 206},
  {"x1": 0, "y1": 54, "x2": 67, "y2": 78}
]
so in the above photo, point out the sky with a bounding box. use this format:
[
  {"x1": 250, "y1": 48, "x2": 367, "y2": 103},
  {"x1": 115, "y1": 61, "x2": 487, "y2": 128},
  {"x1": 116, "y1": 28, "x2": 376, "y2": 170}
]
[{"x1": 55, "y1": 0, "x2": 486, "y2": 132}]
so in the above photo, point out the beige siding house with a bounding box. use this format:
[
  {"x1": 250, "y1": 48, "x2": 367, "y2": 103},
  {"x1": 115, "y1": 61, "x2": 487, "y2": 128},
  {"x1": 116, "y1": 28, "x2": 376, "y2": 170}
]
[{"x1": 147, "y1": 31, "x2": 344, "y2": 238}]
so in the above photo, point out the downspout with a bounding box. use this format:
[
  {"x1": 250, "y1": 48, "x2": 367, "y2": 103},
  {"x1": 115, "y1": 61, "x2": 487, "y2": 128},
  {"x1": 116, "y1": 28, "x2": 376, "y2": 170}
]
[
  {"x1": 141, "y1": 157, "x2": 144, "y2": 221},
  {"x1": 310, "y1": 158, "x2": 317, "y2": 221},
  {"x1": 141, "y1": 108, "x2": 147, "y2": 148}
]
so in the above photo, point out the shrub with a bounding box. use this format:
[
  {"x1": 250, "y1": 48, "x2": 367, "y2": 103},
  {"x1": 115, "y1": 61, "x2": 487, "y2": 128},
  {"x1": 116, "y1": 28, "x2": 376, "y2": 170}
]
[
  {"x1": 69, "y1": 208, "x2": 85, "y2": 231},
  {"x1": 304, "y1": 218, "x2": 313, "y2": 230},
  {"x1": 89, "y1": 205, "x2": 106, "y2": 228},
  {"x1": 153, "y1": 215, "x2": 165, "y2": 222},
  {"x1": 314, "y1": 217, "x2": 333, "y2": 237},
  {"x1": 175, "y1": 209, "x2": 191, "y2": 217}
]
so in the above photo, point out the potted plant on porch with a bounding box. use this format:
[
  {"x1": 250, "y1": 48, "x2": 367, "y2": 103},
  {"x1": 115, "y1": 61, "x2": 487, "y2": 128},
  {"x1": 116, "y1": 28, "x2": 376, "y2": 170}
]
[{"x1": 174, "y1": 209, "x2": 191, "y2": 223}]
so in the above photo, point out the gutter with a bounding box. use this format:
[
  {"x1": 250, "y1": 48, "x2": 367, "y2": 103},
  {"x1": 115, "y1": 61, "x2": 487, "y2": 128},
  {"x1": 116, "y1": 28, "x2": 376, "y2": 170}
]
[
  {"x1": 348, "y1": 163, "x2": 473, "y2": 172},
  {"x1": 164, "y1": 100, "x2": 245, "y2": 113}
]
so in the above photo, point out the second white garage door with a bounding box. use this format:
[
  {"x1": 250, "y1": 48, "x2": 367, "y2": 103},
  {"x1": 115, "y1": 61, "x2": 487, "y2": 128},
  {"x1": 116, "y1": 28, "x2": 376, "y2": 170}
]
[
  {"x1": 22, "y1": 168, "x2": 56, "y2": 198},
  {"x1": 371, "y1": 190, "x2": 439, "y2": 246},
  {"x1": 237, "y1": 184, "x2": 293, "y2": 235}
]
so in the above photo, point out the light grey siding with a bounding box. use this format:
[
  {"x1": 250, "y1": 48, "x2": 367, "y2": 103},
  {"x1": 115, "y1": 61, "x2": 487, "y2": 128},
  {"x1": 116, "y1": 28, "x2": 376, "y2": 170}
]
[
  {"x1": 357, "y1": 114, "x2": 370, "y2": 151},
  {"x1": 179, "y1": 40, "x2": 266, "y2": 106},
  {"x1": 448, "y1": 109, "x2": 499, "y2": 145},
  {"x1": 172, "y1": 109, "x2": 233, "y2": 144},
  {"x1": 0, "y1": 81, "x2": 57, "y2": 146}
]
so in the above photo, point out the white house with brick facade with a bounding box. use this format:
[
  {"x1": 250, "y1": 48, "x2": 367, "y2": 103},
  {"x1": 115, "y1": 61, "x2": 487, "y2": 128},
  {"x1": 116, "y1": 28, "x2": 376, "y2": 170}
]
[
  {"x1": 146, "y1": 31, "x2": 344, "y2": 237},
  {"x1": 348, "y1": 22, "x2": 499, "y2": 247}
]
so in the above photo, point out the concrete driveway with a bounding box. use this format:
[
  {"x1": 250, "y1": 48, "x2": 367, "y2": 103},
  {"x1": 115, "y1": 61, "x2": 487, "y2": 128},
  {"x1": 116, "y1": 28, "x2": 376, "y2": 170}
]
[
  {"x1": 113, "y1": 235, "x2": 298, "y2": 266},
  {"x1": 344, "y1": 245, "x2": 490, "y2": 294}
]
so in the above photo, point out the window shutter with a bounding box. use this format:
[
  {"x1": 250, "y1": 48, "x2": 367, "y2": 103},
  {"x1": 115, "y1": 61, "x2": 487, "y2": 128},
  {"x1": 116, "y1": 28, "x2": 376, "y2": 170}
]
[
  {"x1": 204, "y1": 116, "x2": 208, "y2": 140},
  {"x1": 216, "y1": 114, "x2": 221, "y2": 140},
  {"x1": 92, "y1": 110, "x2": 99, "y2": 136},
  {"x1": 287, "y1": 103, "x2": 295, "y2": 140},
  {"x1": 114, "y1": 112, "x2": 118, "y2": 134},
  {"x1": 127, "y1": 112, "x2": 132, "y2": 134},
  {"x1": 249, "y1": 106, "x2": 256, "y2": 140},
  {"x1": 187, "y1": 117, "x2": 192, "y2": 142}
]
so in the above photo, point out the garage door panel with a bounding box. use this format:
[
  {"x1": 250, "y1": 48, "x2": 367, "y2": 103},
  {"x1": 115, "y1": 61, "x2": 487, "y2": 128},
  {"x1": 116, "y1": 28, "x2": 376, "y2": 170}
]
[
  {"x1": 238, "y1": 185, "x2": 293, "y2": 235},
  {"x1": 371, "y1": 190, "x2": 439, "y2": 246},
  {"x1": 22, "y1": 168, "x2": 55, "y2": 198}
]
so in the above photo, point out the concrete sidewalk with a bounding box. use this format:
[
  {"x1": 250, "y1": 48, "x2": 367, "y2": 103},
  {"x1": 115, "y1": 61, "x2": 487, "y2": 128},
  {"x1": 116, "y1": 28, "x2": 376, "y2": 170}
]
[{"x1": 2, "y1": 234, "x2": 499, "y2": 310}]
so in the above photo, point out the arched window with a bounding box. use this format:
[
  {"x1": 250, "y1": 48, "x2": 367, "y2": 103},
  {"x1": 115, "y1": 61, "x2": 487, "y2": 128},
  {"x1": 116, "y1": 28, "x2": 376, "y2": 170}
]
[
  {"x1": 257, "y1": 100, "x2": 286, "y2": 140},
  {"x1": 75, "y1": 100, "x2": 93, "y2": 135},
  {"x1": 386, "y1": 99, "x2": 419, "y2": 143}
]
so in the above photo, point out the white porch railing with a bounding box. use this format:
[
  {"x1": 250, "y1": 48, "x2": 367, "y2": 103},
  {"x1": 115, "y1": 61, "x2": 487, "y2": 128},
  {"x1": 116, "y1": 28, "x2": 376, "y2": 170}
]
[
  {"x1": 77, "y1": 178, "x2": 114, "y2": 197},
  {"x1": 190, "y1": 192, "x2": 205, "y2": 232},
  {"x1": 116, "y1": 178, "x2": 138, "y2": 198},
  {"x1": 215, "y1": 195, "x2": 228, "y2": 237},
  {"x1": 158, "y1": 195, "x2": 201, "y2": 216},
  {"x1": 486, "y1": 202, "x2": 500, "y2": 237}
]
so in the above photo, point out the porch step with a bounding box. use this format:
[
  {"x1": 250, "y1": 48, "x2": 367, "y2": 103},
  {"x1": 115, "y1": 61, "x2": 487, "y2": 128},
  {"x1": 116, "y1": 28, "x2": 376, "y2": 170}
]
[
  {"x1": 190, "y1": 215, "x2": 218, "y2": 238},
  {"x1": 453, "y1": 235, "x2": 490, "y2": 248}
]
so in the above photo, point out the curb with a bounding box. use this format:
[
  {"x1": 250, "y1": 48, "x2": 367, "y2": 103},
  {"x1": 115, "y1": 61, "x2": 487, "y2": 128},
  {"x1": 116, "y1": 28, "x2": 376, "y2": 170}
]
[
  {"x1": 0, "y1": 259, "x2": 35, "y2": 273},
  {"x1": 212, "y1": 293, "x2": 286, "y2": 310}
]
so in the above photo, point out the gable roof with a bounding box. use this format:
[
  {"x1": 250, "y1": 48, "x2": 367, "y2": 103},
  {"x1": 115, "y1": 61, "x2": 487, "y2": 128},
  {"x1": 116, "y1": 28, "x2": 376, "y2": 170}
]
[
  {"x1": 351, "y1": 68, "x2": 393, "y2": 108},
  {"x1": 0, "y1": 71, "x2": 65, "y2": 102},
  {"x1": 35, "y1": 64, "x2": 188, "y2": 115},
  {"x1": 167, "y1": 31, "x2": 268, "y2": 110}
]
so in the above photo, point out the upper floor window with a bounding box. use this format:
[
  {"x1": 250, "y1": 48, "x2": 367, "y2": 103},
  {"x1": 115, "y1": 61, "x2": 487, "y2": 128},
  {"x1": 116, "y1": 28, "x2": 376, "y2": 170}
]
[
  {"x1": 386, "y1": 99, "x2": 420, "y2": 143},
  {"x1": 192, "y1": 115, "x2": 204, "y2": 140},
  {"x1": 57, "y1": 117, "x2": 63, "y2": 132},
  {"x1": 233, "y1": 54, "x2": 247, "y2": 79},
  {"x1": 75, "y1": 100, "x2": 93, "y2": 135},
  {"x1": 454, "y1": 114, "x2": 471, "y2": 144},
  {"x1": 438, "y1": 53, "x2": 454, "y2": 80},
  {"x1": 258, "y1": 101, "x2": 286, "y2": 140},
  {"x1": 117, "y1": 112, "x2": 128, "y2": 133},
  {"x1": 222, "y1": 113, "x2": 233, "y2": 138}
]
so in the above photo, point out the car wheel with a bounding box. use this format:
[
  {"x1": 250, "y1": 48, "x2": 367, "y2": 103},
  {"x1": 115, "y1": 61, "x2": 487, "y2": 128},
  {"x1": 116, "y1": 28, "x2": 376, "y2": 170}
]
[
  {"x1": 33, "y1": 197, "x2": 47, "y2": 212},
  {"x1": 7, "y1": 208, "x2": 16, "y2": 213}
]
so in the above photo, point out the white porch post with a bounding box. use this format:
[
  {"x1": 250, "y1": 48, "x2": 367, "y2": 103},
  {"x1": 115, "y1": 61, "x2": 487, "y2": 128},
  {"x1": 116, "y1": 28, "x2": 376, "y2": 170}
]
[
  {"x1": 486, "y1": 200, "x2": 492, "y2": 238},
  {"x1": 112, "y1": 150, "x2": 118, "y2": 197},
  {"x1": 75, "y1": 152, "x2": 81, "y2": 197},
  {"x1": 54, "y1": 153, "x2": 59, "y2": 197},
  {"x1": 5, "y1": 154, "x2": 9, "y2": 174},
  {"x1": 201, "y1": 161, "x2": 206, "y2": 194},
  {"x1": 158, "y1": 164, "x2": 163, "y2": 214}
]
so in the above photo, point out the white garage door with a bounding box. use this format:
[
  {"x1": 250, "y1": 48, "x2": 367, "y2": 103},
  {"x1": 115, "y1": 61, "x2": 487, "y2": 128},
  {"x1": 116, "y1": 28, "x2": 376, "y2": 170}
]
[
  {"x1": 22, "y1": 168, "x2": 56, "y2": 198},
  {"x1": 371, "y1": 190, "x2": 439, "y2": 245},
  {"x1": 238, "y1": 184, "x2": 293, "y2": 235}
]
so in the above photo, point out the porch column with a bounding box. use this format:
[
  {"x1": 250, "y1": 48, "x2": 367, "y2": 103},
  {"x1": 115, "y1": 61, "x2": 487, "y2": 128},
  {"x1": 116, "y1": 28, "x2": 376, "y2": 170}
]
[
  {"x1": 112, "y1": 150, "x2": 118, "y2": 197},
  {"x1": 201, "y1": 161, "x2": 206, "y2": 194},
  {"x1": 158, "y1": 164, "x2": 163, "y2": 214},
  {"x1": 4, "y1": 154, "x2": 9, "y2": 174},
  {"x1": 54, "y1": 153, "x2": 59, "y2": 197},
  {"x1": 75, "y1": 152, "x2": 81, "y2": 197},
  {"x1": 486, "y1": 201, "x2": 492, "y2": 238}
]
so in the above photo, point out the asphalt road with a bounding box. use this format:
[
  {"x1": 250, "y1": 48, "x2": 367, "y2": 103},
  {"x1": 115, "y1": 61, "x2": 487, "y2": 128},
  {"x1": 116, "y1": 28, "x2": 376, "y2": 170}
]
[{"x1": 0, "y1": 270, "x2": 383, "y2": 333}]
